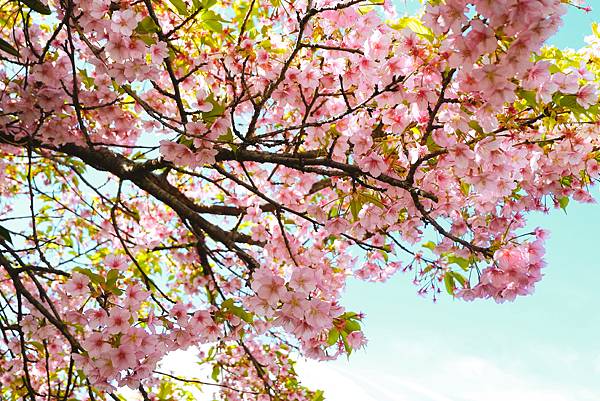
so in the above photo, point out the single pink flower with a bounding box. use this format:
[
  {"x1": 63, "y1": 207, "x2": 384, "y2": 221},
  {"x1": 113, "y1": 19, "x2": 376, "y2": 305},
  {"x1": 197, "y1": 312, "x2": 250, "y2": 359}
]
[{"x1": 64, "y1": 272, "x2": 90, "y2": 297}]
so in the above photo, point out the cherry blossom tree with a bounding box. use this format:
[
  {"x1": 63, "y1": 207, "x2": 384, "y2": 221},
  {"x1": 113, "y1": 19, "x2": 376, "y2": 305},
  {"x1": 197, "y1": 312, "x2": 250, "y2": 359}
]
[{"x1": 0, "y1": 0, "x2": 598, "y2": 399}]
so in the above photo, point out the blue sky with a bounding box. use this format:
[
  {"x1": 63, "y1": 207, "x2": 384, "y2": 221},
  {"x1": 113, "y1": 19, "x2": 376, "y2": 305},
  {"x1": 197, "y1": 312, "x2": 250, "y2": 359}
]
[{"x1": 293, "y1": 3, "x2": 600, "y2": 401}]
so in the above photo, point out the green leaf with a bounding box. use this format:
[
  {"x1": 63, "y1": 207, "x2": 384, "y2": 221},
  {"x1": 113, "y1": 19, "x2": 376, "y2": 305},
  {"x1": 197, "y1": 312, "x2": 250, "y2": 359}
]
[
  {"x1": 460, "y1": 181, "x2": 470, "y2": 196},
  {"x1": 559, "y1": 176, "x2": 573, "y2": 187},
  {"x1": 78, "y1": 68, "x2": 95, "y2": 89},
  {"x1": 211, "y1": 364, "x2": 220, "y2": 381},
  {"x1": 202, "y1": 10, "x2": 224, "y2": 32},
  {"x1": 389, "y1": 17, "x2": 434, "y2": 41},
  {"x1": 380, "y1": 248, "x2": 389, "y2": 262},
  {"x1": 157, "y1": 381, "x2": 174, "y2": 400},
  {"x1": 517, "y1": 89, "x2": 538, "y2": 108},
  {"x1": 344, "y1": 320, "x2": 361, "y2": 333},
  {"x1": 443, "y1": 273, "x2": 455, "y2": 295},
  {"x1": 422, "y1": 241, "x2": 436, "y2": 251},
  {"x1": 106, "y1": 269, "x2": 120, "y2": 288},
  {"x1": 18, "y1": 0, "x2": 51, "y2": 14},
  {"x1": 168, "y1": 0, "x2": 189, "y2": 15},
  {"x1": 357, "y1": 191, "x2": 384, "y2": 209},
  {"x1": 558, "y1": 196, "x2": 569, "y2": 212},
  {"x1": 447, "y1": 255, "x2": 469, "y2": 270},
  {"x1": 217, "y1": 129, "x2": 237, "y2": 151},
  {"x1": 0, "y1": 224, "x2": 12, "y2": 244},
  {"x1": 237, "y1": 309, "x2": 254, "y2": 323},
  {"x1": 340, "y1": 331, "x2": 352, "y2": 355},
  {"x1": 72, "y1": 267, "x2": 104, "y2": 285},
  {"x1": 558, "y1": 94, "x2": 586, "y2": 114},
  {"x1": 135, "y1": 16, "x2": 161, "y2": 34},
  {"x1": 548, "y1": 64, "x2": 562, "y2": 74},
  {"x1": 176, "y1": 134, "x2": 194, "y2": 148},
  {"x1": 221, "y1": 298, "x2": 235, "y2": 310},
  {"x1": 30, "y1": 341, "x2": 45, "y2": 353},
  {"x1": 338, "y1": 311, "x2": 358, "y2": 320},
  {"x1": 221, "y1": 298, "x2": 253, "y2": 323},
  {"x1": 450, "y1": 271, "x2": 467, "y2": 288},
  {"x1": 349, "y1": 198, "x2": 362, "y2": 221},
  {"x1": 593, "y1": 22, "x2": 600, "y2": 38},
  {"x1": 468, "y1": 120, "x2": 484, "y2": 134},
  {"x1": 326, "y1": 328, "x2": 339, "y2": 346},
  {"x1": 0, "y1": 38, "x2": 20, "y2": 57},
  {"x1": 206, "y1": 346, "x2": 217, "y2": 360},
  {"x1": 201, "y1": 94, "x2": 226, "y2": 123},
  {"x1": 422, "y1": 264, "x2": 435, "y2": 274},
  {"x1": 217, "y1": 129, "x2": 233, "y2": 143},
  {"x1": 425, "y1": 133, "x2": 442, "y2": 152},
  {"x1": 201, "y1": 0, "x2": 217, "y2": 9},
  {"x1": 405, "y1": 19, "x2": 434, "y2": 41},
  {"x1": 312, "y1": 390, "x2": 325, "y2": 401}
]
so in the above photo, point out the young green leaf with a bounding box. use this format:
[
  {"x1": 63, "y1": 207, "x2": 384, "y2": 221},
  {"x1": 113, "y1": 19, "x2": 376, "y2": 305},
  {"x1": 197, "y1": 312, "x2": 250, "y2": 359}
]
[
  {"x1": 202, "y1": 10, "x2": 224, "y2": 33},
  {"x1": 211, "y1": 364, "x2": 220, "y2": 381},
  {"x1": 344, "y1": 319, "x2": 361, "y2": 333},
  {"x1": 168, "y1": 0, "x2": 189, "y2": 15},
  {"x1": 450, "y1": 271, "x2": 467, "y2": 288},
  {"x1": 72, "y1": 267, "x2": 104, "y2": 285},
  {"x1": 349, "y1": 198, "x2": 361, "y2": 221},
  {"x1": 447, "y1": 255, "x2": 470, "y2": 270},
  {"x1": 326, "y1": 328, "x2": 339, "y2": 346},
  {"x1": 312, "y1": 390, "x2": 325, "y2": 401},
  {"x1": 422, "y1": 241, "x2": 436, "y2": 250},
  {"x1": 105, "y1": 269, "x2": 121, "y2": 290},
  {"x1": 558, "y1": 94, "x2": 586, "y2": 115},
  {"x1": 517, "y1": 89, "x2": 538, "y2": 108},
  {"x1": 202, "y1": 0, "x2": 217, "y2": 9},
  {"x1": 443, "y1": 273, "x2": 455, "y2": 295},
  {"x1": 135, "y1": 16, "x2": 161, "y2": 34},
  {"x1": 558, "y1": 196, "x2": 569, "y2": 213}
]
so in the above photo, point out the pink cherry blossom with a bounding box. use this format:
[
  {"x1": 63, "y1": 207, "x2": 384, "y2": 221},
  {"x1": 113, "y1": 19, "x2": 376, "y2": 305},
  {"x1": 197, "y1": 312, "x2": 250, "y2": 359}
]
[
  {"x1": 358, "y1": 153, "x2": 388, "y2": 177},
  {"x1": 64, "y1": 272, "x2": 90, "y2": 296},
  {"x1": 364, "y1": 30, "x2": 392, "y2": 61},
  {"x1": 105, "y1": 255, "x2": 128, "y2": 271},
  {"x1": 149, "y1": 42, "x2": 169, "y2": 65},
  {"x1": 289, "y1": 268, "x2": 317, "y2": 294},
  {"x1": 251, "y1": 269, "x2": 286, "y2": 306},
  {"x1": 111, "y1": 343, "x2": 138, "y2": 371},
  {"x1": 576, "y1": 84, "x2": 598, "y2": 108},
  {"x1": 106, "y1": 308, "x2": 131, "y2": 335},
  {"x1": 324, "y1": 217, "x2": 351, "y2": 236}
]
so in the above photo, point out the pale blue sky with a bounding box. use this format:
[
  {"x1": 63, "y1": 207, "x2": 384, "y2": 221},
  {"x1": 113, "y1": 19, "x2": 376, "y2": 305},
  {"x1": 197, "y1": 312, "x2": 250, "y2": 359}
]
[{"x1": 295, "y1": 3, "x2": 600, "y2": 401}]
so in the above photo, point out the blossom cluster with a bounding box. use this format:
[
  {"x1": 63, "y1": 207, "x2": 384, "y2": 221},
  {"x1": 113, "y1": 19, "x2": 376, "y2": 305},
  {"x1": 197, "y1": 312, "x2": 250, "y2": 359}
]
[{"x1": 0, "y1": 0, "x2": 598, "y2": 398}]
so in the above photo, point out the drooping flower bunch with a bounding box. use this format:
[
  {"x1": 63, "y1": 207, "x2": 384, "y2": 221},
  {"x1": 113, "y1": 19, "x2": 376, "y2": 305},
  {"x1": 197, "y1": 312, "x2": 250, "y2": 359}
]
[{"x1": 0, "y1": 0, "x2": 598, "y2": 399}]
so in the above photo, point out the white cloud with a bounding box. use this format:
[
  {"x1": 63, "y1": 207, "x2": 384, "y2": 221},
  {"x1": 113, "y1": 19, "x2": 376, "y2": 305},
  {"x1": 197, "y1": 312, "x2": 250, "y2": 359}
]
[
  {"x1": 297, "y1": 360, "x2": 458, "y2": 401},
  {"x1": 296, "y1": 339, "x2": 600, "y2": 401}
]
